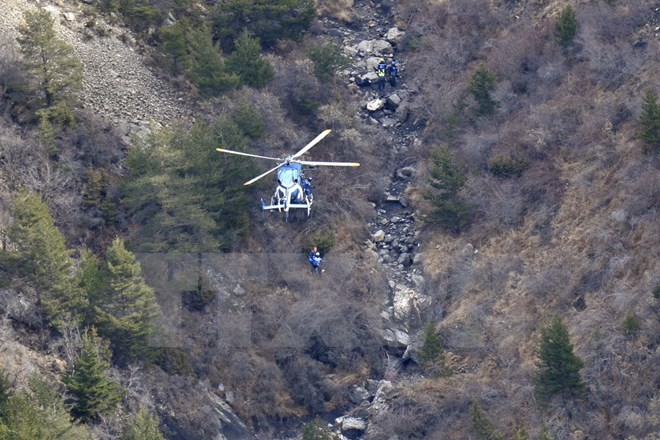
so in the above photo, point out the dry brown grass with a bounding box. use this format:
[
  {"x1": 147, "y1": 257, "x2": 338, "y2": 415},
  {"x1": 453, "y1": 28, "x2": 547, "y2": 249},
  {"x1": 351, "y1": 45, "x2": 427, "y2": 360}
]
[{"x1": 315, "y1": 0, "x2": 354, "y2": 23}]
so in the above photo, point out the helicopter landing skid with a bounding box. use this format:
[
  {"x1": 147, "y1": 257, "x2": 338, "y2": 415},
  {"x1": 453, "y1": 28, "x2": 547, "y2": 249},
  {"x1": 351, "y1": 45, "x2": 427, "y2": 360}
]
[{"x1": 261, "y1": 199, "x2": 312, "y2": 219}]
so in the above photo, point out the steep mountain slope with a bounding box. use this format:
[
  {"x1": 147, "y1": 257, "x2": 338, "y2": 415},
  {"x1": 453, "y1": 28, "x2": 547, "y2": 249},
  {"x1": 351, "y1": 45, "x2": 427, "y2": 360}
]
[{"x1": 0, "y1": 0, "x2": 658, "y2": 439}]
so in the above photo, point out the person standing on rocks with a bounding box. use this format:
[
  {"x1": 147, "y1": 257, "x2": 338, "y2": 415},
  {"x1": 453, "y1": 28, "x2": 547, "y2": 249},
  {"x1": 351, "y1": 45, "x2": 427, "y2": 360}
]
[
  {"x1": 388, "y1": 57, "x2": 398, "y2": 87},
  {"x1": 375, "y1": 58, "x2": 387, "y2": 92}
]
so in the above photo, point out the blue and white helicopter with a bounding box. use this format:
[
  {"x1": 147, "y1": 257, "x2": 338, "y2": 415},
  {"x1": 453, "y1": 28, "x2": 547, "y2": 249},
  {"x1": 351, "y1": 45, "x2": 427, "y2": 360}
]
[{"x1": 216, "y1": 130, "x2": 360, "y2": 219}]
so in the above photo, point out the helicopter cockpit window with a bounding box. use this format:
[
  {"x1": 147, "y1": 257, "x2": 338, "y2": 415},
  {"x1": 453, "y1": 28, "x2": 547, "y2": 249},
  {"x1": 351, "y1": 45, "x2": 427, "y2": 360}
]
[{"x1": 278, "y1": 165, "x2": 301, "y2": 187}]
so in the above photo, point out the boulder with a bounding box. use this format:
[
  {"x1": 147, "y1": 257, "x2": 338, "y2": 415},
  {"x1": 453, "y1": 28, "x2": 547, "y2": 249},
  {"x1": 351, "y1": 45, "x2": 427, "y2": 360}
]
[
  {"x1": 63, "y1": 12, "x2": 75, "y2": 21},
  {"x1": 342, "y1": 417, "x2": 367, "y2": 432},
  {"x1": 351, "y1": 385, "x2": 370, "y2": 402},
  {"x1": 366, "y1": 98, "x2": 385, "y2": 111},
  {"x1": 381, "y1": 116, "x2": 398, "y2": 128},
  {"x1": 385, "y1": 27, "x2": 406, "y2": 44},
  {"x1": 365, "y1": 56, "x2": 382, "y2": 71},
  {"x1": 386, "y1": 93, "x2": 402, "y2": 109},
  {"x1": 357, "y1": 40, "x2": 372, "y2": 53},
  {"x1": 372, "y1": 39, "x2": 394, "y2": 55},
  {"x1": 398, "y1": 253, "x2": 413, "y2": 268},
  {"x1": 343, "y1": 45, "x2": 359, "y2": 57},
  {"x1": 372, "y1": 229, "x2": 385, "y2": 242},
  {"x1": 358, "y1": 71, "x2": 378, "y2": 86},
  {"x1": 383, "y1": 328, "x2": 409, "y2": 348},
  {"x1": 393, "y1": 285, "x2": 431, "y2": 321}
]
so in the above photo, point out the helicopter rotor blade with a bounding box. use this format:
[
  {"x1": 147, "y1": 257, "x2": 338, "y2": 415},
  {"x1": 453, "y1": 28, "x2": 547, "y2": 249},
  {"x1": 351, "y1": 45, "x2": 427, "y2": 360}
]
[
  {"x1": 291, "y1": 129, "x2": 332, "y2": 159},
  {"x1": 296, "y1": 160, "x2": 360, "y2": 167},
  {"x1": 216, "y1": 148, "x2": 283, "y2": 162},
  {"x1": 244, "y1": 163, "x2": 284, "y2": 186}
]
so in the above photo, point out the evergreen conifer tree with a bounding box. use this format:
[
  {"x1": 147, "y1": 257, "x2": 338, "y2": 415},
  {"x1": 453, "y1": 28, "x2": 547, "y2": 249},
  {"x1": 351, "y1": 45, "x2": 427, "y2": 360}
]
[
  {"x1": 187, "y1": 25, "x2": 239, "y2": 97},
  {"x1": 17, "y1": 8, "x2": 82, "y2": 144},
  {"x1": 638, "y1": 88, "x2": 660, "y2": 153},
  {"x1": 121, "y1": 407, "x2": 166, "y2": 440},
  {"x1": 554, "y1": 6, "x2": 578, "y2": 49},
  {"x1": 93, "y1": 237, "x2": 160, "y2": 364},
  {"x1": 226, "y1": 32, "x2": 274, "y2": 88},
  {"x1": 511, "y1": 424, "x2": 530, "y2": 440},
  {"x1": 77, "y1": 248, "x2": 104, "y2": 325},
  {"x1": 470, "y1": 402, "x2": 506, "y2": 440},
  {"x1": 307, "y1": 41, "x2": 349, "y2": 83},
  {"x1": 423, "y1": 145, "x2": 471, "y2": 233},
  {"x1": 535, "y1": 318, "x2": 585, "y2": 402},
  {"x1": 64, "y1": 328, "x2": 124, "y2": 422},
  {"x1": 213, "y1": 0, "x2": 315, "y2": 51},
  {"x1": 419, "y1": 323, "x2": 448, "y2": 377},
  {"x1": 0, "y1": 375, "x2": 92, "y2": 439},
  {"x1": 4, "y1": 190, "x2": 83, "y2": 328},
  {"x1": 123, "y1": 120, "x2": 254, "y2": 252},
  {"x1": 0, "y1": 369, "x2": 10, "y2": 420},
  {"x1": 469, "y1": 63, "x2": 497, "y2": 116},
  {"x1": 302, "y1": 418, "x2": 337, "y2": 440}
]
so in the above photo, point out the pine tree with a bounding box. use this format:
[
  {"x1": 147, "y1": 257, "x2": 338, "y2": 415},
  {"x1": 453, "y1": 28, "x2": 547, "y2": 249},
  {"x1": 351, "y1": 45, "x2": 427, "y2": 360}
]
[
  {"x1": 226, "y1": 32, "x2": 274, "y2": 89},
  {"x1": 638, "y1": 88, "x2": 660, "y2": 153},
  {"x1": 419, "y1": 323, "x2": 448, "y2": 377},
  {"x1": 16, "y1": 9, "x2": 82, "y2": 109},
  {"x1": 123, "y1": 120, "x2": 255, "y2": 252},
  {"x1": 554, "y1": 6, "x2": 578, "y2": 50},
  {"x1": 470, "y1": 402, "x2": 505, "y2": 440},
  {"x1": 0, "y1": 375, "x2": 92, "y2": 439},
  {"x1": 4, "y1": 190, "x2": 83, "y2": 328},
  {"x1": 307, "y1": 41, "x2": 349, "y2": 84},
  {"x1": 469, "y1": 63, "x2": 497, "y2": 116},
  {"x1": 535, "y1": 318, "x2": 585, "y2": 403},
  {"x1": 158, "y1": 19, "x2": 194, "y2": 75},
  {"x1": 93, "y1": 237, "x2": 160, "y2": 364},
  {"x1": 213, "y1": 0, "x2": 315, "y2": 51},
  {"x1": 0, "y1": 369, "x2": 10, "y2": 420},
  {"x1": 187, "y1": 25, "x2": 239, "y2": 97},
  {"x1": 511, "y1": 424, "x2": 530, "y2": 440},
  {"x1": 77, "y1": 248, "x2": 104, "y2": 325},
  {"x1": 302, "y1": 418, "x2": 337, "y2": 440},
  {"x1": 423, "y1": 145, "x2": 471, "y2": 233},
  {"x1": 121, "y1": 407, "x2": 166, "y2": 440},
  {"x1": 64, "y1": 328, "x2": 124, "y2": 422}
]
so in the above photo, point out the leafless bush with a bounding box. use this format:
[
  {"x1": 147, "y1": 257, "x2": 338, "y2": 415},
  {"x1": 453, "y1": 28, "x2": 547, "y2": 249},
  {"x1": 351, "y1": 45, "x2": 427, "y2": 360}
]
[
  {"x1": 63, "y1": 112, "x2": 127, "y2": 167},
  {"x1": 367, "y1": 379, "x2": 474, "y2": 439},
  {"x1": 270, "y1": 56, "x2": 326, "y2": 123},
  {"x1": 577, "y1": 2, "x2": 650, "y2": 45},
  {"x1": 489, "y1": 22, "x2": 549, "y2": 86},
  {"x1": 316, "y1": 0, "x2": 354, "y2": 23},
  {"x1": 215, "y1": 87, "x2": 298, "y2": 155},
  {"x1": 0, "y1": 35, "x2": 23, "y2": 114}
]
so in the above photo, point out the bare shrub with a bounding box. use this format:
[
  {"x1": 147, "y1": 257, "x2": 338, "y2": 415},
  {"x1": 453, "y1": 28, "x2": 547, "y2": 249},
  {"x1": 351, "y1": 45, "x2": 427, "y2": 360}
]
[
  {"x1": 64, "y1": 112, "x2": 127, "y2": 167},
  {"x1": 465, "y1": 174, "x2": 525, "y2": 235},
  {"x1": 316, "y1": 0, "x2": 354, "y2": 23},
  {"x1": 214, "y1": 87, "x2": 299, "y2": 156},
  {"x1": 366, "y1": 379, "x2": 474, "y2": 439},
  {"x1": 0, "y1": 123, "x2": 81, "y2": 232},
  {"x1": 270, "y1": 56, "x2": 325, "y2": 122},
  {"x1": 488, "y1": 22, "x2": 552, "y2": 96},
  {"x1": 0, "y1": 35, "x2": 24, "y2": 114},
  {"x1": 577, "y1": 2, "x2": 649, "y2": 45}
]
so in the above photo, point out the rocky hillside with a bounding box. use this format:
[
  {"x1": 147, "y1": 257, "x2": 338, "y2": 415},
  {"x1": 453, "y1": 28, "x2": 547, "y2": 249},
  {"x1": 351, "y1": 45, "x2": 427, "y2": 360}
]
[{"x1": 0, "y1": 0, "x2": 658, "y2": 439}]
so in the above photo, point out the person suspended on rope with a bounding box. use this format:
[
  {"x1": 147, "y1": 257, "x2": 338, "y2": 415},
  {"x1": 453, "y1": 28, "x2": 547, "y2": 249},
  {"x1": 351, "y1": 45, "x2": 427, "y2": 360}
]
[
  {"x1": 302, "y1": 177, "x2": 313, "y2": 201},
  {"x1": 308, "y1": 247, "x2": 323, "y2": 275}
]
